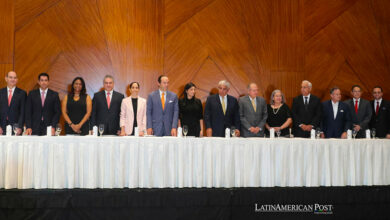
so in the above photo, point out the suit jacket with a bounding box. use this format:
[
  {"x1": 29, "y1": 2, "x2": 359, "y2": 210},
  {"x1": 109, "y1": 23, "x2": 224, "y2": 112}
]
[
  {"x1": 369, "y1": 99, "x2": 390, "y2": 137},
  {"x1": 0, "y1": 87, "x2": 27, "y2": 132},
  {"x1": 291, "y1": 94, "x2": 322, "y2": 138},
  {"x1": 204, "y1": 94, "x2": 240, "y2": 137},
  {"x1": 344, "y1": 98, "x2": 372, "y2": 138},
  {"x1": 238, "y1": 95, "x2": 267, "y2": 137},
  {"x1": 146, "y1": 90, "x2": 179, "y2": 136},
  {"x1": 25, "y1": 89, "x2": 61, "y2": 135},
  {"x1": 120, "y1": 96, "x2": 147, "y2": 135},
  {"x1": 321, "y1": 100, "x2": 351, "y2": 138},
  {"x1": 91, "y1": 90, "x2": 124, "y2": 135}
]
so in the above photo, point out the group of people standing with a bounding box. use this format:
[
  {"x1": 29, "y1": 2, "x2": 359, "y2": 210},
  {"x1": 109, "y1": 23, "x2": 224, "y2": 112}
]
[{"x1": 1, "y1": 71, "x2": 389, "y2": 138}]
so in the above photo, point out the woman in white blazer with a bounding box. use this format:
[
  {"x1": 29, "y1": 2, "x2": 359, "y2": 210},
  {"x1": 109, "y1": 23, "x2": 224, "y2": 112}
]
[{"x1": 120, "y1": 82, "x2": 147, "y2": 136}]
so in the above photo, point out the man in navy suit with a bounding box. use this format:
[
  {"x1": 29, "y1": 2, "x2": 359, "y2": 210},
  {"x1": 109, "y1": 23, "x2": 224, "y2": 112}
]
[
  {"x1": 204, "y1": 80, "x2": 240, "y2": 137},
  {"x1": 146, "y1": 75, "x2": 179, "y2": 136},
  {"x1": 0, "y1": 71, "x2": 27, "y2": 135},
  {"x1": 291, "y1": 80, "x2": 322, "y2": 138},
  {"x1": 369, "y1": 86, "x2": 390, "y2": 138},
  {"x1": 91, "y1": 75, "x2": 124, "y2": 135},
  {"x1": 25, "y1": 73, "x2": 61, "y2": 136},
  {"x1": 321, "y1": 87, "x2": 351, "y2": 138}
]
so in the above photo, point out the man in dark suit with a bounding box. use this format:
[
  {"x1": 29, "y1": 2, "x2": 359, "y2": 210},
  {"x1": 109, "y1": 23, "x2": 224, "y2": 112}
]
[
  {"x1": 321, "y1": 87, "x2": 351, "y2": 138},
  {"x1": 0, "y1": 71, "x2": 27, "y2": 135},
  {"x1": 25, "y1": 73, "x2": 61, "y2": 136},
  {"x1": 204, "y1": 80, "x2": 240, "y2": 137},
  {"x1": 239, "y1": 83, "x2": 267, "y2": 137},
  {"x1": 344, "y1": 85, "x2": 372, "y2": 138},
  {"x1": 91, "y1": 75, "x2": 124, "y2": 135},
  {"x1": 291, "y1": 80, "x2": 322, "y2": 138},
  {"x1": 146, "y1": 75, "x2": 179, "y2": 136},
  {"x1": 369, "y1": 86, "x2": 390, "y2": 138}
]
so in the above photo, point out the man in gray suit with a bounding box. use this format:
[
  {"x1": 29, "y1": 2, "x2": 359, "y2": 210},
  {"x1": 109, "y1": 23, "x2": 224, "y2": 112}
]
[
  {"x1": 146, "y1": 75, "x2": 179, "y2": 136},
  {"x1": 239, "y1": 83, "x2": 267, "y2": 137},
  {"x1": 344, "y1": 85, "x2": 372, "y2": 138}
]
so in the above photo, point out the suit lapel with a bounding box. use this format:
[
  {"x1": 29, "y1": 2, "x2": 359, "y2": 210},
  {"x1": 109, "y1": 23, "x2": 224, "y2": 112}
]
[{"x1": 216, "y1": 95, "x2": 224, "y2": 115}]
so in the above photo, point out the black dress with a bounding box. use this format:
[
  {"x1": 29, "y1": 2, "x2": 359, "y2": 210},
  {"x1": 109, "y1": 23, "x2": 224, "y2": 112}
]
[
  {"x1": 179, "y1": 97, "x2": 203, "y2": 137},
  {"x1": 131, "y1": 98, "x2": 138, "y2": 135},
  {"x1": 65, "y1": 94, "x2": 89, "y2": 135},
  {"x1": 266, "y1": 104, "x2": 292, "y2": 136}
]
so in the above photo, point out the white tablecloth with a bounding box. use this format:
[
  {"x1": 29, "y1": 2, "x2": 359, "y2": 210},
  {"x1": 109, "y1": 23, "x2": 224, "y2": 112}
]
[{"x1": 0, "y1": 136, "x2": 389, "y2": 189}]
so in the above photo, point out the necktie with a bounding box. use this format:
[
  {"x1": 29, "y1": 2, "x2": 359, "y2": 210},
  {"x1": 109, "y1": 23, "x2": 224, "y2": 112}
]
[
  {"x1": 8, "y1": 89, "x2": 12, "y2": 106},
  {"x1": 107, "y1": 92, "x2": 111, "y2": 109},
  {"x1": 221, "y1": 98, "x2": 226, "y2": 115},
  {"x1": 304, "y1": 97, "x2": 308, "y2": 110},
  {"x1": 41, "y1": 91, "x2": 45, "y2": 107},
  {"x1": 161, "y1": 92, "x2": 165, "y2": 110},
  {"x1": 376, "y1": 101, "x2": 380, "y2": 115},
  {"x1": 251, "y1": 98, "x2": 256, "y2": 112},
  {"x1": 354, "y1": 100, "x2": 358, "y2": 114}
]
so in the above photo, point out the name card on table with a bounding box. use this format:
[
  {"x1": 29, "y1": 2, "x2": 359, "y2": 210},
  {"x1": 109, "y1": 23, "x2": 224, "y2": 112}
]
[
  {"x1": 347, "y1": 130, "x2": 352, "y2": 140},
  {"x1": 93, "y1": 126, "x2": 98, "y2": 136},
  {"x1": 366, "y1": 129, "x2": 371, "y2": 139},
  {"x1": 47, "y1": 126, "x2": 52, "y2": 136},
  {"x1": 177, "y1": 127, "x2": 182, "y2": 137},
  {"x1": 270, "y1": 128, "x2": 275, "y2": 139},
  {"x1": 310, "y1": 129, "x2": 315, "y2": 139},
  {"x1": 134, "y1": 127, "x2": 139, "y2": 137},
  {"x1": 225, "y1": 128, "x2": 230, "y2": 139},
  {"x1": 6, "y1": 125, "x2": 12, "y2": 136}
]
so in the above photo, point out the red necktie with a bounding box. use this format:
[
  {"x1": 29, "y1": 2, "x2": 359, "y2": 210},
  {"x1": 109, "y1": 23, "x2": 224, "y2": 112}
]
[
  {"x1": 376, "y1": 101, "x2": 380, "y2": 115},
  {"x1": 354, "y1": 100, "x2": 358, "y2": 114},
  {"x1": 107, "y1": 92, "x2": 111, "y2": 109},
  {"x1": 8, "y1": 89, "x2": 12, "y2": 106}
]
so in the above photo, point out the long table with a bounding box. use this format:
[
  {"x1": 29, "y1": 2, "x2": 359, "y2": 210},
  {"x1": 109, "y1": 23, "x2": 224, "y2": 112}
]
[{"x1": 0, "y1": 136, "x2": 389, "y2": 189}]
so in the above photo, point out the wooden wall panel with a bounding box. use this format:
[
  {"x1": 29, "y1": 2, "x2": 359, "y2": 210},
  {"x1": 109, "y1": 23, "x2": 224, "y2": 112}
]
[
  {"x1": 0, "y1": 0, "x2": 387, "y2": 106},
  {"x1": 0, "y1": 0, "x2": 14, "y2": 64}
]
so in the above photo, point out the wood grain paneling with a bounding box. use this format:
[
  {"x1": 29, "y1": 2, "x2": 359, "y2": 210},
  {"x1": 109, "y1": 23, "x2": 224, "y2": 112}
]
[
  {"x1": 0, "y1": 0, "x2": 14, "y2": 64},
  {"x1": 0, "y1": 0, "x2": 388, "y2": 106}
]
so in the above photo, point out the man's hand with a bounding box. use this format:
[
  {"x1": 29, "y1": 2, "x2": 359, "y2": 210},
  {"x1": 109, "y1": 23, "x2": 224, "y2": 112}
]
[
  {"x1": 0, "y1": 127, "x2": 3, "y2": 135},
  {"x1": 341, "y1": 132, "x2": 347, "y2": 139},
  {"x1": 386, "y1": 134, "x2": 390, "y2": 139},
  {"x1": 25, "y1": 128, "x2": 32, "y2": 135},
  {"x1": 16, "y1": 128, "x2": 22, "y2": 136},
  {"x1": 234, "y1": 129, "x2": 240, "y2": 137},
  {"x1": 51, "y1": 127, "x2": 55, "y2": 136},
  {"x1": 171, "y1": 128, "x2": 177, "y2": 137},
  {"x1": 206, "y1": 128, "x2": 212, "y2": 137},
  {"x1": 353, "y1": 124, "x2": 361, "y2": 132},
  {"x1": 147, "y1": 128, "x2": 153, "y2": 135}
]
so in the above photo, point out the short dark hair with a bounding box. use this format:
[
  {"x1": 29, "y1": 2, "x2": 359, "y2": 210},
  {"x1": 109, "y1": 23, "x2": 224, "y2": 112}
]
[
  {"x1": 330, "y1": 86, "x2": 340, "y2": 94},
  {"x1": 373, "y1": 86, "x2": 383, "y2": 92},
  {"x1": 351, "y1": 85, "x2": 361, "y2": 91},
  {"x1": 38, "y1": 72, "x2": 49, "y2": 80},
  {"x1": 129, "y1": 82, "x2": 140, "y2": 89},
  {"x1": 158, "y1": 75, "x2": 167, "y2": 83},
  {"x1": 70, "y1": 77, "x2": 86, "y2": 96}
]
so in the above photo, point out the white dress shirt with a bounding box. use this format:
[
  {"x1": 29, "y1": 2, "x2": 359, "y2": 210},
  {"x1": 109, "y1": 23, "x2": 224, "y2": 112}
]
[
  {"x1": 7, "y1": 87, "x2": 15, "y2": 97},
  {"x1": 249, "y1": 96, "x2": 256, "y2": 109},
  {"x1": 303, "y1": 94, "x2": 311, "y2": 104},
  {"x1": 39, "y1": 88, "x2": 48, "y2": 99},
  {"x1": 219, "y1": 95, "x2": 228, "y2": 109},
  {"x1": 374, "y1": 98, "x2": 382, "y2": 110},
  {"x1": 332, "y1": 101, "x2": 339, "y2": 119}
]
